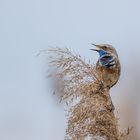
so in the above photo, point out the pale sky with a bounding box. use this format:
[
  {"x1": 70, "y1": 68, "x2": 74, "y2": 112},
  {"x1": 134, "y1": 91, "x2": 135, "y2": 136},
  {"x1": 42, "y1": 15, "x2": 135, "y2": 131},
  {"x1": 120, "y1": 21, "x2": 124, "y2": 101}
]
[{"x1": 0, "y1": 0, "x2": 140, "y2": 139}]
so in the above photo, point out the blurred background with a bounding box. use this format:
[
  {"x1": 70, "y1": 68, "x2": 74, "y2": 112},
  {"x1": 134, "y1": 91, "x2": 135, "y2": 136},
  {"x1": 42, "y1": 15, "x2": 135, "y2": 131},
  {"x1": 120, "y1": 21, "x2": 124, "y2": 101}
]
[{"x1": 0, "y1": 0, "x2": 140, "y2": 139}]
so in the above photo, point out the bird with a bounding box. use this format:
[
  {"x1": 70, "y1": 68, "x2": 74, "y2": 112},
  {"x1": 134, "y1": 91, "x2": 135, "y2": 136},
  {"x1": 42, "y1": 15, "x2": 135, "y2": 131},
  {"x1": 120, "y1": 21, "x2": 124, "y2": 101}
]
[{"x1": 91, "y1": 44, "x2": 121, "y2": 88}]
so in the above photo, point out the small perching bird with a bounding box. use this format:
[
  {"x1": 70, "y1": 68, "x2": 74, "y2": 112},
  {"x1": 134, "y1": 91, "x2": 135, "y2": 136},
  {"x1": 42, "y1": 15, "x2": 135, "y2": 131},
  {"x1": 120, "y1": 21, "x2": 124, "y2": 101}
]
[{"x1": 91, "y1": 44, "x2": 121, "y2": 88}]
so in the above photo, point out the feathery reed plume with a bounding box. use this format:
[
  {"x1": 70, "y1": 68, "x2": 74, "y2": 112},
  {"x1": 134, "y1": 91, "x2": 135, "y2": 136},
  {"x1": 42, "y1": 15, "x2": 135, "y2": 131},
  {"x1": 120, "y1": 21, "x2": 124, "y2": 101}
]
[{"x1": 47, "y1": 47, "x2": 132, "y2": 140}]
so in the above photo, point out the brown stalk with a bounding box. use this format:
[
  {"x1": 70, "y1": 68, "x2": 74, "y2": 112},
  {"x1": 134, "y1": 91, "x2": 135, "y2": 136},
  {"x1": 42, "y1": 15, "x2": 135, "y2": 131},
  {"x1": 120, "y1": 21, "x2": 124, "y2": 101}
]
[{"x1": 47, "y1": 47, "x2": 132, "y2": 140}]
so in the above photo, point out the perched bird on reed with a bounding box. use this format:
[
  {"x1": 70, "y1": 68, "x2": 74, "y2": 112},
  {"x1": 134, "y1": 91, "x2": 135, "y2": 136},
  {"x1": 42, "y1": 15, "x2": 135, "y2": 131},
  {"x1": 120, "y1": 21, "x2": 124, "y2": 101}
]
[
  {"x1": 48, "y1": 45, "x2": 128, "y2": 140},
  {"x1": 91, "y1": 44, "x2": 121, "y2": 88}
]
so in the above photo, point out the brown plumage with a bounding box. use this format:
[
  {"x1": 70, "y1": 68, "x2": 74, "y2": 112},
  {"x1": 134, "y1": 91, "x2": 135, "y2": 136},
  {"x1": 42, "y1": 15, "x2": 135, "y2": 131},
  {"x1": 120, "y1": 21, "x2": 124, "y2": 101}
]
[{"x1": 91, "y1": 44, "x2": 121, "y2": 88}]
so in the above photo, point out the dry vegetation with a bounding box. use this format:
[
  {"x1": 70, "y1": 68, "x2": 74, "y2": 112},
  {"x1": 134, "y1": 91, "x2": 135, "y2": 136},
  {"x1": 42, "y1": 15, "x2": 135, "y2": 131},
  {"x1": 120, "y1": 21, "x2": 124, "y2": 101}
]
[{"x1": 47, "y1": 47, "x2": 132, "y2": 140}]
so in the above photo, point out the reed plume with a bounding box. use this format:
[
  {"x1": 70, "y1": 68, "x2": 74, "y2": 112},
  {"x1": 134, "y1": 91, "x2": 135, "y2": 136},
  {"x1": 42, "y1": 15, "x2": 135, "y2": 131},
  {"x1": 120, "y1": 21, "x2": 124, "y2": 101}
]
[{"x1": 47, "y1": 47, "x2": 132, "y2": 140}]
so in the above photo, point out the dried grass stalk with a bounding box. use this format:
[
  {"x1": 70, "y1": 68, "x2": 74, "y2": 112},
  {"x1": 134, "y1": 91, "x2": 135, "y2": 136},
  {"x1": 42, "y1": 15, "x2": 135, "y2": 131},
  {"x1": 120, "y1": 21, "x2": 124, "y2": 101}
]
[{"x1": 47, "y1": 47, "x2": 131, "y2": 140}]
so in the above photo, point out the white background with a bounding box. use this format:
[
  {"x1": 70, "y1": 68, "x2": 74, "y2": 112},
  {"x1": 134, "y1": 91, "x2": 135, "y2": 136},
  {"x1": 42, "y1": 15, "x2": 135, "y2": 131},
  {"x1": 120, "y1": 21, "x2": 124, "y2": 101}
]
[{"x1": 0, "y1": 0, "x2": 140, "y2": 139}]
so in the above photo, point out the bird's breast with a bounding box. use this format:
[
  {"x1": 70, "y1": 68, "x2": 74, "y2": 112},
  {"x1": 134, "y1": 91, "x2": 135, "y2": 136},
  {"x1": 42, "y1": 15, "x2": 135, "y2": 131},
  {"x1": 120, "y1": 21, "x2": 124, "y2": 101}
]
[{"x1": 96, "y1": 61, "x2": 121, "y2": 88}]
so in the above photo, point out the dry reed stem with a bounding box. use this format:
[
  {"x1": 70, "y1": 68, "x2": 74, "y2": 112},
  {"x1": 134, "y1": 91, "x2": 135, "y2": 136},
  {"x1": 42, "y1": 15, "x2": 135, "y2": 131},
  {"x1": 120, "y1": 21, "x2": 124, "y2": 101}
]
[{"x1": 47, "y1": 47, "x2": 132, "y2": 140}]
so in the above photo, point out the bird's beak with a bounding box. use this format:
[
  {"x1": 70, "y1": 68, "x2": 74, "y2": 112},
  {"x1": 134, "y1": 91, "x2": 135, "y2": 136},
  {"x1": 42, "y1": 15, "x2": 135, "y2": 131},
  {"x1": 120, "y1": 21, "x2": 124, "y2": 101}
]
[{"x1": 90, "y1": 43, "x2": 101, "y2": 52}]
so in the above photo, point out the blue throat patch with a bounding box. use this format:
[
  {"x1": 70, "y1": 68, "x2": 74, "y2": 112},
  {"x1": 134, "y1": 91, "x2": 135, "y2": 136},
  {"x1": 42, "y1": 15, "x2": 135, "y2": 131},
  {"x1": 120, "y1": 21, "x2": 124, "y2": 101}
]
[
  {"x1": 98, "y1": 50, "x2": 108, "y2": 57},
  {"x1": 98, "y1": 50, "x2": 114, "y2": 67}
]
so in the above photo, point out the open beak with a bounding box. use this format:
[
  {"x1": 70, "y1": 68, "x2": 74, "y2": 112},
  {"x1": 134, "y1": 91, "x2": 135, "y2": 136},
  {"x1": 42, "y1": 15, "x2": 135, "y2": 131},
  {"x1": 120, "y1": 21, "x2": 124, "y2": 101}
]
[{"x1": 90, "y1": 43, "x2": 101, "y2": 51}]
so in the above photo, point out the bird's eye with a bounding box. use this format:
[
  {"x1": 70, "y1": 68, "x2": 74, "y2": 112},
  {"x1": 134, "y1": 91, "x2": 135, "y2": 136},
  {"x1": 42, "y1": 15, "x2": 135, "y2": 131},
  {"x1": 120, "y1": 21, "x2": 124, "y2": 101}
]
[{"x1": 103, "y1": 46, "x2": 107, "y2": 49}]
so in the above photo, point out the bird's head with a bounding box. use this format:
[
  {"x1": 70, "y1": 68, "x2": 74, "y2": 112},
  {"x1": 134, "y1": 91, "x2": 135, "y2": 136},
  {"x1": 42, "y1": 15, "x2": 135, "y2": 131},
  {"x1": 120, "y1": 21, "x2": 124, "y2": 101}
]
[
  {"x1": 91, "y1": 44, "x2": 118, "y2": 57},
  {"x1": 90, "y1": 43, "x2": 119, "y2": 68}
]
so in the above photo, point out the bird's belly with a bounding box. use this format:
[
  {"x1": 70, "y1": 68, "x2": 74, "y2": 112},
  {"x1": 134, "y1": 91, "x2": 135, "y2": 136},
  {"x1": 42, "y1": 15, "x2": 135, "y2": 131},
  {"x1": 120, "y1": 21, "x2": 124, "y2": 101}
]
[{"x1": 97, "y1": 66, "x2": 120, "y2": 88}]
